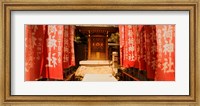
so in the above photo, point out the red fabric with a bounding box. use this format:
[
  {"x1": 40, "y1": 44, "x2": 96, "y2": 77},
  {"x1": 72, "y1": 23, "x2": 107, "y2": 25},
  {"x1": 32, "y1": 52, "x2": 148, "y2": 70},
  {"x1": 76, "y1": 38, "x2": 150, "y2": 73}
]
[
  {"x1": 155, "y1": 25, "x2": 175, "y2": 81},
  {"x1": 63, "y1": 26, "x2": 75, "y2": 69},
  {"x1": 25, "y1": 25, "x2": 75, "y2": 81},
  {"x1": 119, "y1": 25, "x2": 175, "y2": 81},
  {"x1": 119, "y1": 25, "x2": 124, "y2": 67},
  {"x1": 40, "y1": 25, "x2": 64, "y2": 80},
  {"x1": 40, "y1": 25, "x2": 48, "y2": 79},
  {"x1": 25, "y1": 25, "x2": 45, "y2": 81},
  {"x1": 144, "y1": 26, "x2": 157, "y2": 79}
]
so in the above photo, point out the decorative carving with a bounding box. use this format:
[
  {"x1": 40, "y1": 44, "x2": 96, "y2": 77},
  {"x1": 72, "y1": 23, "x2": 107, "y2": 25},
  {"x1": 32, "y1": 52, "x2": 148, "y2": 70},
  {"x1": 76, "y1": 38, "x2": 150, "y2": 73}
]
[{"x1": 91, "y1": 37, "x2": 105, "y2": 52}]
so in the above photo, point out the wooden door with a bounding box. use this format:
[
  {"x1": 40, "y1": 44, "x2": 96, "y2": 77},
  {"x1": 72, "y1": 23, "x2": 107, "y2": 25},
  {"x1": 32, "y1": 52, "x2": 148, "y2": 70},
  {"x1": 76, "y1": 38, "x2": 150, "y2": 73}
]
[{"x1": 90, "y1": 35, "x2": 107, "y2": 60}]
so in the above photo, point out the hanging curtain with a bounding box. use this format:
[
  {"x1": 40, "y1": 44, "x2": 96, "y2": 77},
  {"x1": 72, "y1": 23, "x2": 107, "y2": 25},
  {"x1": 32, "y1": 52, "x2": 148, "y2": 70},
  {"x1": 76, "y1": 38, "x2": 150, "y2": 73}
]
[
  {"x1": 25, "y1": 25, "x2": 75, "y2": 81},
  {"x1": 155, "y1": 25, "x2": 175, "y2": 81},
  {"x1": 119, "y1": 25, "x2": 125, "y2": 67},
  {"x1": 119, "y1": 25, "x2": 175, "y2": 81},
  {"x1": 119, "y1": 25, "x2": 137, "y2": 67},
  {"x1": 143, "y1": 26, "x2": 157, "y2": 79},
  {"x1": 40, "y1": 25, "x2": 64, "y2": 80},
  {"x1": 25, "y1": 25, "x2": 46, "y2": 81},
  {"x1": 63, "y1": 26, "x2": 75, "y2": 69}
]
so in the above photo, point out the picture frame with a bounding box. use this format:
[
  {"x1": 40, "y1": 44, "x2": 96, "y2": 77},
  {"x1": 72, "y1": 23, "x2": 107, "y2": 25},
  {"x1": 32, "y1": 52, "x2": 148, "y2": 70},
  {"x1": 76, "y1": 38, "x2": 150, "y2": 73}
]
[{"x1": 0, "y1": 0, "x2": 199, "y2": 106}]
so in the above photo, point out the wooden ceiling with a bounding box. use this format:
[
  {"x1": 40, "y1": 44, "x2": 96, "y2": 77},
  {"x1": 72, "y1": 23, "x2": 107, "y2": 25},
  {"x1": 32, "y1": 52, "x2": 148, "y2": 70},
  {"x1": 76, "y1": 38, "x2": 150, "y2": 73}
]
[{"x1": 75, "y1": 26, "x2": 119, "y2": 36}]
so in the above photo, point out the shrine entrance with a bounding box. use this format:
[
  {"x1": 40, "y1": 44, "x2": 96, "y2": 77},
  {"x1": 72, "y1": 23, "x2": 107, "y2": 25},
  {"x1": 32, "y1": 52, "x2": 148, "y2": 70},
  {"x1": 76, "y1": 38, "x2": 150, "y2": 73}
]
[
  {"x1": 76, "y1": 26, "x2": 118, "y2": 60},
  {"x1": 89, "y1": 35, "x2": 107, "y2": 60},
  {"x1": 73, "y1": 25, "x2": 120, "y2": 81}
]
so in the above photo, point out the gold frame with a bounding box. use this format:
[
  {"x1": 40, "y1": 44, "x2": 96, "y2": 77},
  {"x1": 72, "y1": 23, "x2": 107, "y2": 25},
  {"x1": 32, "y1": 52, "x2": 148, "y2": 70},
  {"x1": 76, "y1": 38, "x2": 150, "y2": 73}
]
[{"x1": 0, "y1": 0, "x2": 199, "y2": 106}]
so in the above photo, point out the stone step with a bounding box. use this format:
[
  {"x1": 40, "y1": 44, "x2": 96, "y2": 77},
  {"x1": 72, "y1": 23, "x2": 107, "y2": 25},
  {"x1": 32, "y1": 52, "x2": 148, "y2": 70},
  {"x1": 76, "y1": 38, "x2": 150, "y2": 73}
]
[{"x1": 79, "y1": 60, "x2": 112, "y2": 66}]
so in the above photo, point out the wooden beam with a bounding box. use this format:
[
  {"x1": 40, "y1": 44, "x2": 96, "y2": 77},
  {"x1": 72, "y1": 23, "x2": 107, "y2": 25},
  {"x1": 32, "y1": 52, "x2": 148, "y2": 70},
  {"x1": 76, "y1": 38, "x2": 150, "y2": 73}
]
[
  {"x1": 106, "y1": 31, "x2": 108, "y2": 60},
  {"x1": 88, "y1": 30, "x2": 91, "y2": 59}
]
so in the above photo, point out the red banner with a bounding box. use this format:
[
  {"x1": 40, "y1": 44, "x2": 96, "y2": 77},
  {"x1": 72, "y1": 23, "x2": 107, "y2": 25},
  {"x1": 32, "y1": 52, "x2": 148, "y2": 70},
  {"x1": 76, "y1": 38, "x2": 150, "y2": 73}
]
[
  {"x1": 40, "y1": 25, "x2": 64, "y2": 80},
  {"x1": 63, "y1": 26, "x2": 75, "y2": 69},
  {"x1": 155, "y1": 25, "x2": 175, "y2": 81},
  {"x1": 25, "y1": 25, "x2": 75, "y2": 81},
  {"x1": 119, "y1": 25, "x2": 175, "y2": 80},
  {"x1": 25, "y1": 25, "x2": 45, "y2": 81}
]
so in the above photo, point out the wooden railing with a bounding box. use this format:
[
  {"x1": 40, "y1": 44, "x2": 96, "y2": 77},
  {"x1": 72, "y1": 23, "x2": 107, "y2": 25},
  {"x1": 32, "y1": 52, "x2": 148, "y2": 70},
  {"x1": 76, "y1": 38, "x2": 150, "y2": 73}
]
[
  {"x1": 63, "y1": 66, "x2": 79, "y2": 81},
  {"x1": 117, "y1": 68, "x2": 147, "y2": 81},
  {"x1": 65, "y1": 72, "x2": 76, "y2": 81},
  {"x1": 121, "y1": 71, "x2": 140, "y2": 81}
]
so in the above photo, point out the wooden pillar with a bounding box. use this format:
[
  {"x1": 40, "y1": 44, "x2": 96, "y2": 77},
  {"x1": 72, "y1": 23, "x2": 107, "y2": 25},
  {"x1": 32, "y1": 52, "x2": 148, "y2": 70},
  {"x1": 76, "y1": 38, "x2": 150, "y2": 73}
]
[
  {"x1": 106, "y1": 31, "x2": 108, "y2": 60},
  {"x1": 88, "y1": 30, "x2": 91, "y2": 60}
]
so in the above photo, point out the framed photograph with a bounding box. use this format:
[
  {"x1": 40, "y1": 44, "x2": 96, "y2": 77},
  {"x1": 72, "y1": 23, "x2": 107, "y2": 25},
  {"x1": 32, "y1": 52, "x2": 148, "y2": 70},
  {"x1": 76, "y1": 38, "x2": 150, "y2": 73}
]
[{"x1": 0, "y1": 0, "x2": 199, "y2": 106}]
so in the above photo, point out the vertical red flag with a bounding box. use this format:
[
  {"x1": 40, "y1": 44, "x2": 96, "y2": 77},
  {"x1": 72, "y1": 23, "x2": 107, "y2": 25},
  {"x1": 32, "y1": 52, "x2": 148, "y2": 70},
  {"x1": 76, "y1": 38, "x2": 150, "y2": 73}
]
[
  {"x1": 63, "y1": 26, "x2": 70, "y2": 68},
  {"x1": 155, "y1": 25, "x2": 175, "y2": 81},
  {"x1": 144, "y1": 26, "x2": 157, "y2": 79},
  {"x1": 40, "y1": 25, "x2": 64, "y2": 80},
  {"x1": 134, "y1": 25, "x2": 144, "y2": 69},
  {"x1": 69, "y1": 26, "x2": 75, "y2": 66},
  {"x1": 119, "y1": 25, "x2": 175, "y2": 81},
  {"x1": 63, "y1": 25, "x2": 75, "y2": 69},
  {"x1": 25, "y1": 25, "x2": 45, "y2": 81}
]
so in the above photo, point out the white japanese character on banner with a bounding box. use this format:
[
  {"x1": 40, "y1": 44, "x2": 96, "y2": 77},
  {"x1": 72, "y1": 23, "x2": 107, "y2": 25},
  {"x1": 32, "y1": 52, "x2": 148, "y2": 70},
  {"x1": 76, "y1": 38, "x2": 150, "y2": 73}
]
[
  {"x1": 52, "y1": 53, "x2": 57, "y2": 67},
  {"x1": 64, "y1": 31, "x2": 69, "y2": 37},
  {"x1": 58, "y1": 57, "x2": 62, "y2": 63},
  {"x1": 121, "y1": 27, "x2": 124, "y2": 33},
  {"x1": 46, "y1": 52, "x2": 57, "y2": 68},
  {"x1": 57, "y1": 25, "x2": 63, "y2": 29},
  {"x1": 151, "y1": 44, "x2": 157, "y2": 54},
  {"x1": 31, "y1": 36, "x2": 37, "y2": 48},
  {"x1": 32, "y1": 25, "x2": 38, "y2": 32},
  {"x1": 163, "y1": 43, "x2": 174, "y2": 55},
  {"x1": 47, "y1": 36, "x2": 57, "y2": 50},
  {"x1": 162, "y1": 25, "x2": 173, "y2": 39},
  {"x1": 128, "y1": 30, "x2": 132, "y2": 37},
  {"x1": 156, "y1": 29, "x2": 162, "y2": 46},
  {"x1": 136, "y1": 38, "x2": 140, "y2": 44},
  {"x1": 48, "y1": 25, "x2": 57, "y2": 35},
  {"x1": 58, "y1": 29, "x2": 63, "y2": 36},
  {"x1": 128, "y1": 46, "x2": 134, "y2": 52},
  {"x1": 58, "y1": 51, "x2": 62, "y2": 57},
  {"x1": 162, "y1": 58, "x2": 168, "y2": 73},
  {"x1": 36, "y1": 52, "x2": 41, "y2": 60},
  {"x1": 25, "y1": 62, "x2": 34, "y2": 72},
  {"x1": 128, "y1": 54, "x2": 134, "y2": 61},
  {"x1": 151, "y1": 57, "x2": 156, "y2": 70},
  {"x1": 157, "y1": 62, "x2": 162, "y2": 68},
  {"x1": 166, "y1": 57, "x2": 174, "y2": 73},
  {"x1": 128, "y1": 38, "x2": 134, "y2": 45},
  {"x1": 158, "y1": 46, "x2": 162, "y2": 53},
  {"x1": 64, "y1": 47, "x2": 69, "y2": 52},
  {"x1": 157, "y1": 38, "x2": 162, "y2": 46},
  {"x1": 128, "y1": 25, "x2": 132, "y2": 29},
  {"x1": 63, "y1": 55, "x2": 69, "y2": 62},
  {"x1": 46, "y1": 52, "x2": 53, "y2": 67},
  {"x1": 157, "y1": 29, "x2": 162, "y2": 38}
]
